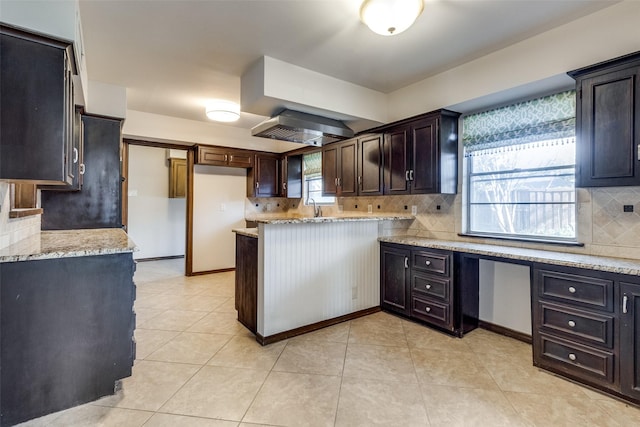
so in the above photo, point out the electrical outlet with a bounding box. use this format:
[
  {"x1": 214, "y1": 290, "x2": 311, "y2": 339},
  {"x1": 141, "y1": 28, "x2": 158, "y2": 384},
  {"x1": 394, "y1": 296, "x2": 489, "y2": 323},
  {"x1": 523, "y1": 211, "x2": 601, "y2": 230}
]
[
  {"x1": 338, "y1": 204, "x2": 344, "y2": 213},
  {"x1": 220, "y1": 203, "x2": 226, "y2": 212},
  {"x1": 367, "y1": 204, "x2": 373, "y2": 213},
  {"x1": 411, "y1": 205, "x2": 417, "y2": 215}
]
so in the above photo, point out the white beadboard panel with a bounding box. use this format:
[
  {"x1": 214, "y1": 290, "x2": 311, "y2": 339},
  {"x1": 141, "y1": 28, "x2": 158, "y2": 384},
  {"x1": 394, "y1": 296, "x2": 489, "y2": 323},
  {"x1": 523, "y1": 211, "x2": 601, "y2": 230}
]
[{"x1": 258, "y1": 221, "x2": 380, "y2": 337}]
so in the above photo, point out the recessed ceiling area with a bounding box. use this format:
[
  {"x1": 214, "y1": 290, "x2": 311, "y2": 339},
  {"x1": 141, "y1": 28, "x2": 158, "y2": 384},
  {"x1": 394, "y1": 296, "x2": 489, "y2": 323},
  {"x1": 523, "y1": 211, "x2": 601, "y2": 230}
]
[{"x1": 78, "y1": 0, "x2": 618, "y2": 128}]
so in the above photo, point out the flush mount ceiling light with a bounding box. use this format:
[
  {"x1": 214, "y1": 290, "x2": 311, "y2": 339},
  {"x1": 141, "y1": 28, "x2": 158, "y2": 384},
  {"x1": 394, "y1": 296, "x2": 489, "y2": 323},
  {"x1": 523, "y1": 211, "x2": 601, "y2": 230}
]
[
  {"x1": 360, "y1": 0, "x2": 424, "y2": 36},
  {"x1": 205, "y1": 100, "x2": 240, "y2": 122}
]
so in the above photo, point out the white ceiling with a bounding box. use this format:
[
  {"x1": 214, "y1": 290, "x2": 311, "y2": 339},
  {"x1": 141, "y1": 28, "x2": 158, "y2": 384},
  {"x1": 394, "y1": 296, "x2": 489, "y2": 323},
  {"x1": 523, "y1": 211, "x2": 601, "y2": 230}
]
[{"x1": 78, "y1": 0, "x2": 617, "y2": 129}]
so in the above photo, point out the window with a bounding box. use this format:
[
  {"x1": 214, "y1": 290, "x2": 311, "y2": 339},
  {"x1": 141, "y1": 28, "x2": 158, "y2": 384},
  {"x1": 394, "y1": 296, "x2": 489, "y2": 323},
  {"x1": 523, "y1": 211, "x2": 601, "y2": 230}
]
[
  {"x1": 303, "y1": 152, "x2": 335, "y2": 205},
  {"x1": 463, "y1": 91, "x2": 577, "y2": 242}
]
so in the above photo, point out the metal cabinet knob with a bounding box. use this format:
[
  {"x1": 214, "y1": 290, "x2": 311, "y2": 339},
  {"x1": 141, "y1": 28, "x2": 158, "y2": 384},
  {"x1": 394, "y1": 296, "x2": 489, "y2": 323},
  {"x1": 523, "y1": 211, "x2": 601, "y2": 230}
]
[
  {"x1": 568, "y1": 353, "x2": 577, "y2": 361},
  {"x1": 426, "y1": 284, "x2": 431, "y2": 290},
  {"x1": 568, "y1": 320, "x2": 576, "y2": 328},
  {"x1": 425, "y1": 260, "x2": 431, "y2": 266},
  {"x1": 425, "y1": 307, "x2": 431, "y2": 312},
  {"x1": 568, "y1": 286, "x2": 576, "y2": 294}
]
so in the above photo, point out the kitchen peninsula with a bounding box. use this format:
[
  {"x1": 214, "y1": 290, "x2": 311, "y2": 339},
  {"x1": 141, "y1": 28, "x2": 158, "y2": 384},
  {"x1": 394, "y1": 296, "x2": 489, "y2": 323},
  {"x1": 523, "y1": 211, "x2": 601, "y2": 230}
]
[
  {"x1": 0, "y1": 229, "x2": 137, "y2": 426},
  {"x1": 233, "y1": 215, "x2": 412, "y2": 344}
]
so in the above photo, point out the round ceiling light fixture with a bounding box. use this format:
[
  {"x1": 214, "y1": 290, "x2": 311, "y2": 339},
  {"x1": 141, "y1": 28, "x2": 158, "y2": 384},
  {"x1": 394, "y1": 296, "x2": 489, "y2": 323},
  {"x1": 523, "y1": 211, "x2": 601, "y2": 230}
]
[
  {"x1": 360, "y1": 0, "x2": 424, "y2": 36},
  {"x1": 205, "y1": 100, "x2": 241, "y2": 122}
]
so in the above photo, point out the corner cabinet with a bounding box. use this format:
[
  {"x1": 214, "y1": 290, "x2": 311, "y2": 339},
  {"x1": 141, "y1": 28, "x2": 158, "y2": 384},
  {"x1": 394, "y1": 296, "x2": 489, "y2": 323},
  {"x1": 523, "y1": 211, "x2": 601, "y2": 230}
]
[
  {"x1": 382, "y1": 110, "x2": 460, "y2": 195},
  {"x1": 380, "y1": 242, "x2": 472, "y2": 336},
  {"x1": 248, "y1": 153, "x2": 280, "y2": 197},
  {"x1": 0, "y1": 26, "x2": 76, "y2": 185},
  {"x1": 532, "y1": 263, "x2": 640, "y2": 405},
  {"x1": 281, "y1": 154, "x2": 303, "y2": 198},
  {"x1": 569, "y1": 51, "x2": 640, "y2": 187}
]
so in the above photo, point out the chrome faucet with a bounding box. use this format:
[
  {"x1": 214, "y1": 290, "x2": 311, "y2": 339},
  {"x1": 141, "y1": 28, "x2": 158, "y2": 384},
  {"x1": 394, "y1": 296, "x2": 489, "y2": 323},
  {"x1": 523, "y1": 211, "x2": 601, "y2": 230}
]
[{"x1": 309, "y1": 198, "x2": 322, "y2": 217}]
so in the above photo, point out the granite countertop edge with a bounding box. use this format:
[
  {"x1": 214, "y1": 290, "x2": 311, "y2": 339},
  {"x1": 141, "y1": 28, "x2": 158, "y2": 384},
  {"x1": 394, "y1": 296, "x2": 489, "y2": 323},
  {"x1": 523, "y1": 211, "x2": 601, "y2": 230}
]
[
  {"x1": 247, "y1": 215, "x2": 414, "y2": 224},
  {"x1": 0, "y1": 229, "x2": 137, "y2": 263},
  {"x1": 232, "y1": 228, "x2": 259, "y2": 238},
  {"x1": 380, "y1": 236, "x2": 640, "y2": 276}
]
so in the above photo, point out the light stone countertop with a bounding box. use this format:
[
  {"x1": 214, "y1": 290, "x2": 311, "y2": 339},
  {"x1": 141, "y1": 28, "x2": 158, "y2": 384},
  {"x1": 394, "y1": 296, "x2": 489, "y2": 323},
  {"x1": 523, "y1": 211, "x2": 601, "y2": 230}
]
[
  {"x1": 380, "y1": 236, "x2": 640, "y2": 276},
  {"x1": 232, "y1": 228, "x2": 258, "y2": 238},
  {"x1": 247, "y1": 214, "x2": 414, "y2": 225},
  {"x1": 0, "y1": 229, "x2": 137, "y2": 263}
]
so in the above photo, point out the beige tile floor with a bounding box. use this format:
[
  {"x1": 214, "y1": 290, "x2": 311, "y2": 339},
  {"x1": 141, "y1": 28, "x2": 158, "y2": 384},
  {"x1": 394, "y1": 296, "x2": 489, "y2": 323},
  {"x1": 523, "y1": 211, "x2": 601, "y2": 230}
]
[{"x1": 20, "y1": 258, "x2": 640, "y2": 427}]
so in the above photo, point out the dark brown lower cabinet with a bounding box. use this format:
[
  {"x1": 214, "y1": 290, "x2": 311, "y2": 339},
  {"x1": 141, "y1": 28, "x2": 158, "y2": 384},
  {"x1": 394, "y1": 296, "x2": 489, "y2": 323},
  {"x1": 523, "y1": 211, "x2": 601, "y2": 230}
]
[
  {"x1": 380, "y1": 242, "x2": 477, "y2": 337},
  {"x1": 380, "y1": 244, "x2": 410, "y2": 316},
  {"x1": 621, "y1": 282, "x2": 640, "y2": 400},
  {"x1": 533, "y1": 264, "x2": 640, "y2": 405},
  {"x1": 0, "y1": 253, "x2": 136, "y2": 426},
  {"x1": 235, "y1": 233, "x2": 257, "y2": 333}
]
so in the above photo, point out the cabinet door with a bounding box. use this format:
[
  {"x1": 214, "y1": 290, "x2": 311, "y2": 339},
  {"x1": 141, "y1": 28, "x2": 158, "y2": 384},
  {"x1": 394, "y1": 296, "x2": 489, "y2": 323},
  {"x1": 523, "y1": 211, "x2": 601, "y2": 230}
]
[
  {"x1": 253, "y1": 154, "x2": 279, "y2": 197},
  {"x1": 41, "y1": 115, "x2": 123, "y2": 230},
  {"x1": 620, "y1": 282, "x2": 640, "y2": 400},
  {"x1": 577, "y1": 66, "x2": 640, "y2": 187},
  {"x1": 322, "y1": 144, "x2": 339, "y2": 196},
  {"x1": 338, "y1": 139, "x2": 358, "y2": 196},
  {"x1": 383, "y1": 126, "x2": 410, "y2": 195},
  {"x1": 411, "y1": 117, "x2": 439, "y2": 194},
  {"x1": 227, "y1": 151, "x2": 254, "y2": 168},
  {"x1": 358, "y1": 134, "x2": 383, "y2": 196},
  {"x1": 283, "y1": 154, "x2": 303, "y2": 198},
  {"x1": 196, "y1": 146, "x2": 229, "y2": 166},
  {"x1": 0, "y1": 31, "x2": 70, "y2": 184},
  {"x1": 169, "y1": 158, "x2": 187, "y2": 198},
  {"x1": 380, "y1": 244, "x2": 410, "y2": 316}
]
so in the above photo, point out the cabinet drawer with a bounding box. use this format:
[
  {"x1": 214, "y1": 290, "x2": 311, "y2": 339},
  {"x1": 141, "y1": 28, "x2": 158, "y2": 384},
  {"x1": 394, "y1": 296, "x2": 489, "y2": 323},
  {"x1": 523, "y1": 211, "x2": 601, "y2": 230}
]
[
  {"x1": 539, "y1": 302, "x2": 614, "y2": 348},
  {"x1": 537, "y1": 333, "x2": 614, "y2": 384},
  {"x1": 411, "y1": 296, "x2": 450, "y2": 327},
  {"x1": 412, "y1": 251, "x2": 450, "y2": 276},
  {"x1": 197, "y1": 146, "x2": 228, "y2": 165},
  {"x1": 537, "y1": 269, "x2": 613, "y2": 311},
  {"x1": 412, "y1": 273, "x2": 449, "y2": 302}
]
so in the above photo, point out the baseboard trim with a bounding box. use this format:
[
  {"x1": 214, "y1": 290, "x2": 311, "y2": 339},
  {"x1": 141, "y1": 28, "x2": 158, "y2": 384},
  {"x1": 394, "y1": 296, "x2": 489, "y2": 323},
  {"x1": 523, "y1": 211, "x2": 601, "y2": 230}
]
[
  {"x1": 256, "y1": 307, "x2": 381, "y2": 345},
  {"x1": 478, "y1": 320, "x2": 532, "y2": 344},
  {"x1": 189, "y1": 267, "x2": 235, "y2": 276},
  {"x1": 135, "y1": 255, "x2": 184, "y2": 262}
]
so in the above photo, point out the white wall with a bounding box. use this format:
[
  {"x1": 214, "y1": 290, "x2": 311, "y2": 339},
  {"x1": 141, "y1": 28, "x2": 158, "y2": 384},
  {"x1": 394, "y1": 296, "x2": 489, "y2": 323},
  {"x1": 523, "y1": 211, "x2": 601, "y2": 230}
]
[
  {"x1": 389, "y1": 1, "x2": 640, "y2": 118},
  {"x1": 192, "y1": 165, "x2": 246, "y2": 272},
  {"x1": 127, "y1": 145, "x2": 186, "y2": 260},
  {"x1": 478, "y1": 261, "x2": 532, "y2": 335}
]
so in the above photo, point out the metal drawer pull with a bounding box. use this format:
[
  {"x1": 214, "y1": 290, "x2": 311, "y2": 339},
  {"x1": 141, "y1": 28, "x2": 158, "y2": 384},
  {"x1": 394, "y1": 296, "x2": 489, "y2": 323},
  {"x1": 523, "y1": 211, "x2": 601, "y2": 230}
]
[
  {"x1": 425, "y1": 260, "x2": 431, "y2": 266},
  {"x1": 623, "y1": 295, "x2": 628, "y2": 314},
  {"x1": 425, "y1": 307, "x2": 431, "y2": 312},
  {"x1": 404, "y1": 257, "x2": 408, "y2": 269},
  {"x1": 568, "y1": 286, "x2": 576, "y2": 294},
  {"x1": 568, "y1": 320, "x2": 576, "y2": 328},
  {"x1": 568, "y1": 353, "x2": 577, "y2": 361},
  {"x1": 425, "y1": 284, "x2": 431, "y2": 290}
]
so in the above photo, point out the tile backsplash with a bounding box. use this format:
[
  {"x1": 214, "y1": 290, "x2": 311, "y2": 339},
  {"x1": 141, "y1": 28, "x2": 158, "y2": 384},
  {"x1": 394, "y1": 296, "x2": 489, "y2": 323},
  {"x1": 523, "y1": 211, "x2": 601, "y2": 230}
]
[
  {"x1": 0, "y1": 182, "x2": 42, "y2": 250},
  {"x1": 246, "y1": 186, "x2": 640, "y2": 261}
]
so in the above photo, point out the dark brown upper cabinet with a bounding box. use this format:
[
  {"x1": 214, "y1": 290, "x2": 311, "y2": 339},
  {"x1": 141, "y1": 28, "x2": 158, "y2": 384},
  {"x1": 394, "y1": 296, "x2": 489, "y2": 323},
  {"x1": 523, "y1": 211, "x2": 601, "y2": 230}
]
[
  {"x1": 196, "y1": 145, "x2": 254, "y2": 168},
  {"x1": 569, "y1": 52, "x2": 640, "y2": 187},
  {"x1": 0, "y1": 26, "x2": 76, "y2": 185},
  {"x1": 357, "y1": 134, "x2": 383, "y2": 196},
  {"x1": 382, "y1": 110, "x2": 460, "y2": 195},
  {"x1": 281, "y1": 154, "x2": 303, "y2": 199},
  {"x1": 322, "y1": 138, "x2": 358, "y2": 197},
  {"x1": 248, "y1": 153, "x2": 280, "y2": 197}
]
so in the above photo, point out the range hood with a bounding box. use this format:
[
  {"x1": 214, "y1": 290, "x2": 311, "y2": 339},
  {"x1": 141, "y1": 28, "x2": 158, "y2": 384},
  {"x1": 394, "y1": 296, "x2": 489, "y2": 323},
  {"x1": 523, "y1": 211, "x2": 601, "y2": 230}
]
[{"x1": 251, "y1": 110, "x2": 354, "y2": 146}]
